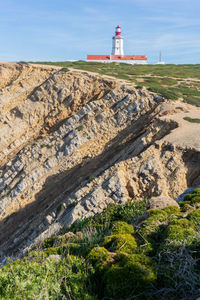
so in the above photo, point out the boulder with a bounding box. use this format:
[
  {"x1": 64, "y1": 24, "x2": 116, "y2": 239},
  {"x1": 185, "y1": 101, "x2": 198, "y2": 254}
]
[{"x1": 147, "y1": 196, "x2": 179, "y2": 210}]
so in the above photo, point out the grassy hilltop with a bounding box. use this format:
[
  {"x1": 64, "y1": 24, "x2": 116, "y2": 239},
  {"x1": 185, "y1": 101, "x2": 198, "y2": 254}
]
[
  {"x1": 30, "y1": 61, "x2": 200, "y2": 106},
  {"x1": 1, "y1": 189, "x2": 200, "y2": 299}
]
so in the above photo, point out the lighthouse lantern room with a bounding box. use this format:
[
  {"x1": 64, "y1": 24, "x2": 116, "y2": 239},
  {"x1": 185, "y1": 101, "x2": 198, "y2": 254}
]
[{"x1": 112, "y1": 25, "x2": 124, "y2": 55}]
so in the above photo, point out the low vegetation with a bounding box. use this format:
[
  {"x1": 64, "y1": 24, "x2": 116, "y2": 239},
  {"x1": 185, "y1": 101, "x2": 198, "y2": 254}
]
[
  {"x1": 30, "y1": 61, "x2": 200, "y2": 106},
  {"x1": 0, "y1": 190, "x2": 200, "y2": 299},
  {"x1": 183, "y1": 116, "x2": 200, "y2": 123}
]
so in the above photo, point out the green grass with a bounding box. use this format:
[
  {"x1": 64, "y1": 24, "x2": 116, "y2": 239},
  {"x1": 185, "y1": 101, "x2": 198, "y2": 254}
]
[
  {"x1": 29, "y1": 61, "x2": 200, "y2": 79},
  {"x1": 1, "y1": 191, "x2": 200, "y2": 300},
  {"x1": 183, "y1": 96, "x2": 200, "y2": 106},
  {"x1": 183, "y1": 117, "x2": 200, "y2": 123}
]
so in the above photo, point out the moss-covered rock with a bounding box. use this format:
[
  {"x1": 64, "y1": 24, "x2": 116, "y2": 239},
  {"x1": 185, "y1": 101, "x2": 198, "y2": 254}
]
[
  {"x1": 111, "y1": 221, "x2": 134, "y2": 235},
  {"x1": 103, "y1": 234, "x2": 137, "y2": 254},
  {"x1": 103, "y1": 253, "x2": 156, "y2": 299}
]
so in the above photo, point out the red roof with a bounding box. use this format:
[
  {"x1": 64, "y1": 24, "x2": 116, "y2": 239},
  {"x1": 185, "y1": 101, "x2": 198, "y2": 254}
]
[{"x1": 87, "y1": 55, "x2": 147, "y2": 61}]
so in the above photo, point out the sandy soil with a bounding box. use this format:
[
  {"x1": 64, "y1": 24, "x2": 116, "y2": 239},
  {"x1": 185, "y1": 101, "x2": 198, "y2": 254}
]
[{"x1": 160, "y1": 100, "x2": 200, "y2": 150}]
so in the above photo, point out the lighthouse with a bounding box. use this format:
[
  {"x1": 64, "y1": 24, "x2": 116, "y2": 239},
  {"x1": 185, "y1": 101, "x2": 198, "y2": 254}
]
[
  {"x1": 87, "y1": 25, "x2": 147, "y2": 64},
  {"x1": 112, "y1": 25, "x2": 124, "y2": 55}
]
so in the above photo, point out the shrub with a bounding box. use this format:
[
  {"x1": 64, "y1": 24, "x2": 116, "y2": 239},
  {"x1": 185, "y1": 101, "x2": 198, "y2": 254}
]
[
  {"x1": 162, "y1": 205, "x2": 180, "y2": 216},
  {"x1": 1, "y1": 194, "x2": 200, "y2": 299},
  {"x1": 139, "y1": 209, "x2": 168, "y2": 238},
  {"x1": 103, "y1": 253, "x2": 156, "y2": 299},
  {"x1": 187, "y1": 208, "x2": 200, "y2": 230},
  {"x1": 165, "y1": 225, "x2": 195, "y2": 242},
  {"x1": 156, "y1": 244, "x2": 200, "y2": 299},
  {"x1": 61, "y1": 67, "x2": 69, "y2": 72},
  {"x1": 103, "y1": 234, "x2": 137, "y2": 254},
  {"x1": 179, "y1": 201, "x2": 193, "y2": 212},
  {"x1": 147, "y1": 209, "x2": 168, "y2": 221},
  {"x1": 191, "y1": 188, "x2": 200, "y2": 194},
  {"x1": 111, "y1": 221, "x2": 134, "y2": 235},
  {"x1": 65, "y1": 199, "x2": 147, "y2": 234},
  {"x1": 45, "y1": 247, "x2": 60, "y2": 256},
  {"x1": 88, "y1": 247, "x2": 111, "y2": 271},
  {"x1": 0, "y1": 255, "x2": 96, "y2": 299},
  {"x1": 183, "y1": 188, "x2": 200, "y2": 205},
  {"x1": 43, "y1": 236, "x2": 57, "y2": 248},
  {"x1": 169, "y1": 218, "x2": 192, "y2": 228}
]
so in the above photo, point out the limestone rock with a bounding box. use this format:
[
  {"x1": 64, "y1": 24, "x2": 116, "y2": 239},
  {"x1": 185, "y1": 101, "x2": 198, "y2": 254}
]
[
  {"x1": 0, "y1": 63, "x2": 200, "y2": 259},
  {"x1": 147, "y1": 196, "x2": 179, "y2": 210}
]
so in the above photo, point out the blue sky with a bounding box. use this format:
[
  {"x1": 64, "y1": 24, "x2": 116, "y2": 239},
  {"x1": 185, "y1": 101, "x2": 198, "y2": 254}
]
[{"x1": 0, "y1": 0, "x2": 200, "y2": 64}]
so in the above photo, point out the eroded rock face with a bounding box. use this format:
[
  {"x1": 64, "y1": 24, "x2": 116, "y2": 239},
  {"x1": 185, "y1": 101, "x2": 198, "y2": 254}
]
[{"x1": 0, "y1": 63, "x2": 200, "y2": 258}]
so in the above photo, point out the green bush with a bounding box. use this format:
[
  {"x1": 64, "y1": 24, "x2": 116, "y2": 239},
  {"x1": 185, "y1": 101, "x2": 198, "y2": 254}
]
[
  {"x1": 1, "y1": 194, "x2": 200, "y2": 299},
  {"x1": 43, "y1": 236, "x2": 57, "y2": 248},
  {"x1": 182, "y1": 188, "x2": 200, "y2": 206},
  {"x1": 147, "y1": 208, "x2": 168, "y2": 221},
  {"x1": 179, "y1": 201, "x2": 193, "y2": 212},
  {"x1": 88, "y1": 247, "x2": 111, "y2": 271},
  {"x1": 111, "y1": 221, "x2": 134, "y2": 235},
  {"x1": 138, "y1": 209, "x2": 168, "y2": 239},
  {"x1": 0, "y1": 255, "x2": 96, "y2": 299},
  {"x1": 187, "y1": 208, "x2": 200, "y2": 230},
  {"x1": 165, "y1": 224, "x2": 195, "y2": 241},
  {"x1": 103, "y1": 253, "x2": 156, "y2": 299},
  {"x1": 169, "y1": 218, "x2": 192, "y2": 228},
  {"x1": 103, "y1": 234, "x2": 137, "y2": 254},
  {"x1": 65, "y1": 199, "x2": 147, "y2": 234},
  {"x1": 162, "y1": 205, "x2": 180, "y2": 216}
]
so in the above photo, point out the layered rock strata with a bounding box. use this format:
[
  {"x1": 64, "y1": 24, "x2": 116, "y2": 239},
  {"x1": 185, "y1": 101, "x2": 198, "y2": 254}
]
[{"x1": 0, "y1": 63, "x2": 200, "y2": 258}]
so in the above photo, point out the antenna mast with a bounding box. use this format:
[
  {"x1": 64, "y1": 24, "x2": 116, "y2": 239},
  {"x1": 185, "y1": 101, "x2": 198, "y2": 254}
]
[{"x1": 159, "y1": 51, "x2": 162, "y2": 62}]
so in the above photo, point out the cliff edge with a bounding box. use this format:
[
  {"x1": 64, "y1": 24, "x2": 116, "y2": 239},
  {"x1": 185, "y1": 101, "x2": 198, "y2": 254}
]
[{"x1": 0, "y1": 63, "x2": 200, "y2": 258}]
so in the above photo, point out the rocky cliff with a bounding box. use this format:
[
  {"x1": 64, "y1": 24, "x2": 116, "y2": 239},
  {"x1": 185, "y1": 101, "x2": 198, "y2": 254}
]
[{"x1": 0, "y1": 63, "x2": 200, "y2": 259}]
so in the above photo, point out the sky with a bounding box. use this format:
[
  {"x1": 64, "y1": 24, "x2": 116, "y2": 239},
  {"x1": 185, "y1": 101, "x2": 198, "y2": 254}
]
[{"x1": 0, "y1": 0, "x2": 200, "y2": 64}]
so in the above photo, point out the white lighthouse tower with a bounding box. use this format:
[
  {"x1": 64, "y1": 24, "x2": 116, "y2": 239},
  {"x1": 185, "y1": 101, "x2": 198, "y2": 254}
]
[{"x1": 112, "y1": 25, "x2": 124, "y2": 55}]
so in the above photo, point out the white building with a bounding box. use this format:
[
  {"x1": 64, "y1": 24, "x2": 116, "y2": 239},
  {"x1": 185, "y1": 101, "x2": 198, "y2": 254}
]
[{"x1": 87, "y1": 26, "x2": 147, "y2": 65}]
